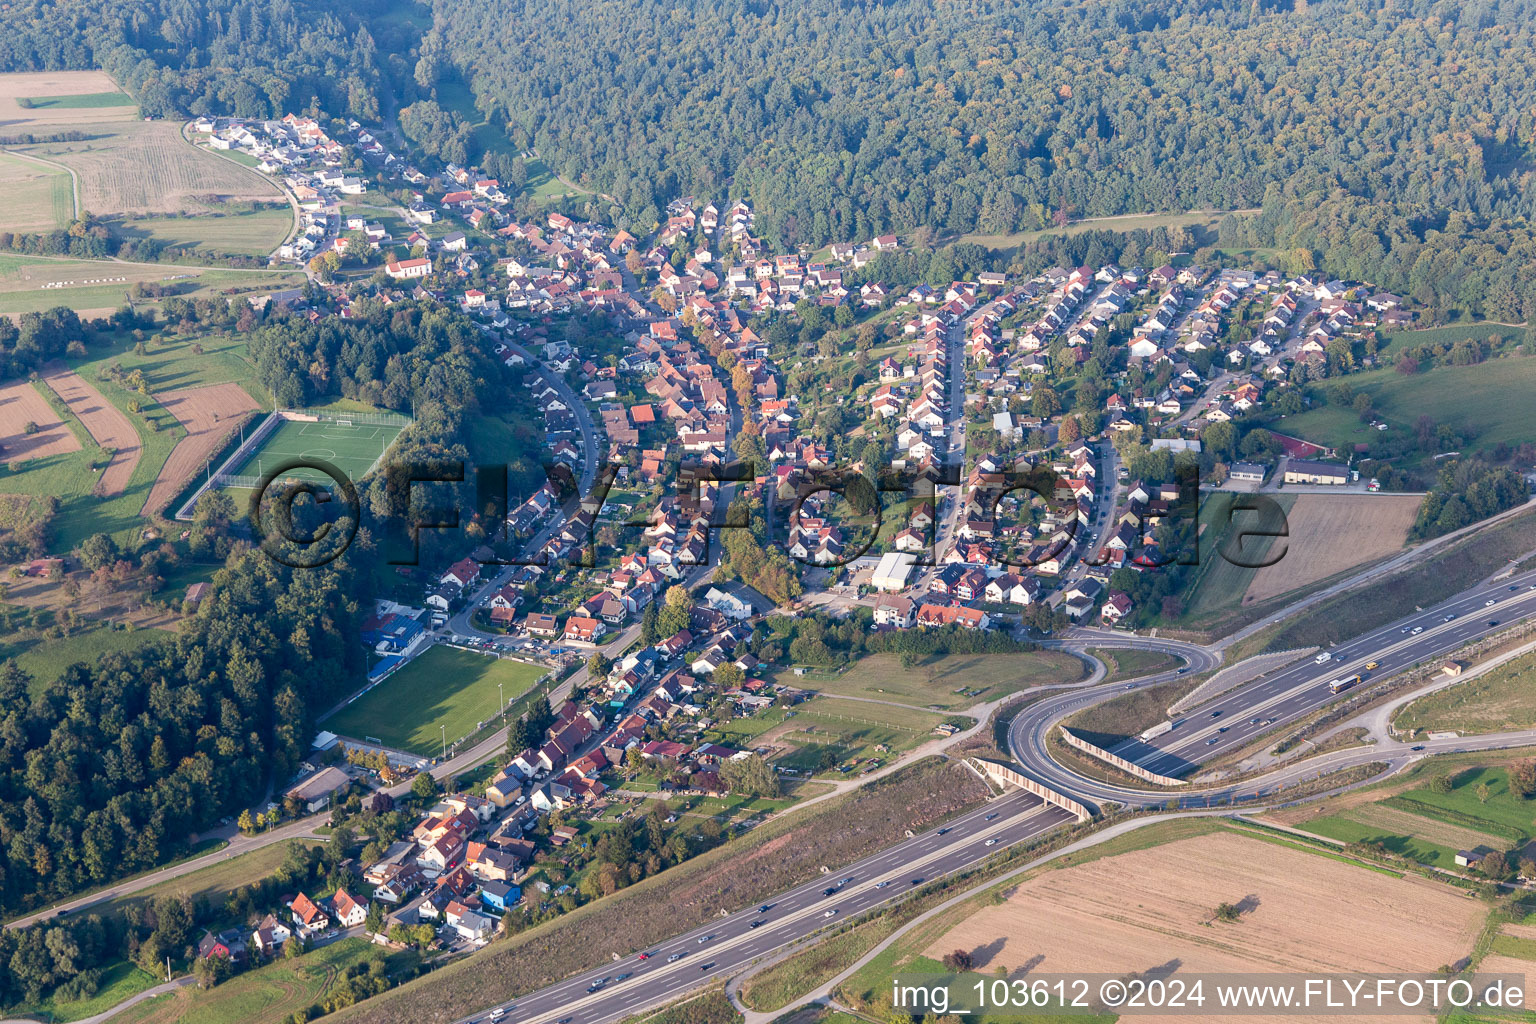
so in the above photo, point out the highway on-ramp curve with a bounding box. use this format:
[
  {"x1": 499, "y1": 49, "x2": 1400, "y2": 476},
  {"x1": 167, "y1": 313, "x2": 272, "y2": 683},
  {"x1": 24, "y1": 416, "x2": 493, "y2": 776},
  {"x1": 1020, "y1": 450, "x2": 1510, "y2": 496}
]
[
  {"x1": 455, "y1": 791, "x2": 1073, "y2": 1024},
  {"x1": 448, "y1": 567, "x2": 1536, "y2": 1024},
  {"x1": 1009, "y1": 567, "x2": 1536, "y2": 810}
]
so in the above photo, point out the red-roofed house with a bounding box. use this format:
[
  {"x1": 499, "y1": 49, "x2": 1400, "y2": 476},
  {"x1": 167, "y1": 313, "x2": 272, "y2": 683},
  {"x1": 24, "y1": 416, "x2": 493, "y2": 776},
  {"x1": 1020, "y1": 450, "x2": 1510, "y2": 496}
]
[
  {"x1": 442, "y1": 557, "x2": 481, "y2": 588},
  {"x1": 915, "y1": 604, "x2": 990, "y2": 630},
  {"x1": 290, "y1": 892, "x2": 329, "y2": 936},
  {"x1": 386, "y1": 257, "x2": 431, "y2": 280},
  {"x1": 1100, "y1": 590, "x2": 1133, "y2": 624},
  {"x1": 331, "y1": 888, "x2": 367, "y2": 928},
  {"x1": 563, "y1": 615, "x2": 605, "y2": 643}
]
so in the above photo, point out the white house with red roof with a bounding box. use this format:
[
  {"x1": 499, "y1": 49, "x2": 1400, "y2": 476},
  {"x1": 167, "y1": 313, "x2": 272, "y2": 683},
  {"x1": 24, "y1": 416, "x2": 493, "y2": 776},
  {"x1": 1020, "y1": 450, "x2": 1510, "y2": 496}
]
[
  {"x1": 331, "y1": 888, "x2": 367, "y2": 928},
  {"x1": 1100, "y1": 590, "x2": 1133, "y2": 624},
  {"x1": 442, "y1": 558, "x2": 481, "y2": 589},
  {"x1": 289, "y1": 892, "x2": 329, "y2": 936},
  {"x1": 385, "y1": 257, "x2": 431, "y2": 280}
]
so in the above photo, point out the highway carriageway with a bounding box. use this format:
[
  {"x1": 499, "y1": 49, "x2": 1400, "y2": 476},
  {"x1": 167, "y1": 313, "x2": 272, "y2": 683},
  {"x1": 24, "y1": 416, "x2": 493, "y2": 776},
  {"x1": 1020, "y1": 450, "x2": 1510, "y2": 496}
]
[
  {"x1": 1129, "y1": 566, "x2": 1536, "y2": 775},
  {"x1": 1005, "y1": 567, "x2": 1536, "y2": 808},
  {"x1": 455, "y1": 791, "x2": 1074, "y2": 1024}
]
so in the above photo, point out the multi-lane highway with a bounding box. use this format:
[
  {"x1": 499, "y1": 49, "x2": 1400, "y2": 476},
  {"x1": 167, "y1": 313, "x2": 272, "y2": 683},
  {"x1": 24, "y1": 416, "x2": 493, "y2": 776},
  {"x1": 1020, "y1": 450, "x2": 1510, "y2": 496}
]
[
  {"x1": 458, "y1": 792, "x2": 1074, "y2": 1024},
  {"x1": 1010, "y1": 565, "x2": 1536, "y2": 809},
  {"x1": 451, "y1": 559, "x2": 1536, "y2": 1024},
  {"x1": 1134, "y1": 568, "x2": 1536, "y2": 774}
]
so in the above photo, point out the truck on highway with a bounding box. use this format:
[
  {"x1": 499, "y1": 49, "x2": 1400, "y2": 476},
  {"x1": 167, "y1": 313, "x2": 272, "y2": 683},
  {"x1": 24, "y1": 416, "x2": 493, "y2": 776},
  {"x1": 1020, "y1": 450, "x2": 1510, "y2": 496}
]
[{"x1": 1328, "y1": 674, "x2": 1362, "y2": 694}]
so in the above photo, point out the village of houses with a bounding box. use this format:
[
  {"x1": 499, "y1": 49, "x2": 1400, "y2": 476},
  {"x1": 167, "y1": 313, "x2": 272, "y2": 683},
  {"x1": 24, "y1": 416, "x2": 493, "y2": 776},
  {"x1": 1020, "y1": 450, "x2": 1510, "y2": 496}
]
[{"x1": 184, "y1": 111, "x2": 1415, "y2": 959}]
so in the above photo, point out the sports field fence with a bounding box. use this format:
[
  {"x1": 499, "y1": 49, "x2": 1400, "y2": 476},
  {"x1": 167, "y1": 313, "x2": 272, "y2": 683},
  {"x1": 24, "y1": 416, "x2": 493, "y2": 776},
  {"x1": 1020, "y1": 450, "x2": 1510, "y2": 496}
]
[{"x1": 173, "y1": 406, "x2": 411, "y2": 520}]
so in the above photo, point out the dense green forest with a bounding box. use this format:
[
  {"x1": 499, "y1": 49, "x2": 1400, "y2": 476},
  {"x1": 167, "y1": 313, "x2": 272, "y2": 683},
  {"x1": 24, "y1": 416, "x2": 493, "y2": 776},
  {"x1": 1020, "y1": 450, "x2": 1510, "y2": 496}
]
[
  {"x1": 0, "y1": 0, "x2": 416, "y2": 121},
  {"x1": 245, "y1": 299, "x2": 494, "y2": 412},
  {"x1": 423, "y1": 0, "x2": 1536, "y2": 242},
  {"x1": 243, "y1": 299, "x2": 543, "y2": 559},
  {"x1": 6, "y1": 0, "x2": 1536, "y2": 316},
  {"x1": 419, "y1": 0, "x2": 1536, "y2": 317},
  {"x1": 0, "y1": 549, "x2": 362, "y2": 916}
]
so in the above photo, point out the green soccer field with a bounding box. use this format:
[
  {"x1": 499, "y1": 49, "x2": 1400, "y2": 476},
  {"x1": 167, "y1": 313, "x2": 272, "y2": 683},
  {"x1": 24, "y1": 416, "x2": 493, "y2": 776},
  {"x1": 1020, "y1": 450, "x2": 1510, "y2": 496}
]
[
  {"x1": 227, "y1": 416, "x2": 403, "y2": 488},
  {"x1": 325, "y1": 646, "x2": 548, "y2": 756}
]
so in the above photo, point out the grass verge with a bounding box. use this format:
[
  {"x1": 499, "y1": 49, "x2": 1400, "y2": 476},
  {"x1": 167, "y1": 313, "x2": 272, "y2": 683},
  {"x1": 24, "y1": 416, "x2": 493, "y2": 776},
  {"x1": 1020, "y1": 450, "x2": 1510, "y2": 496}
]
[
  {"x1": 324, "y1": 758, "x2": 989, "y2": 1024},
  {"x1": 1260, "y1": 509, "x2": 1536, "y2": 653}
]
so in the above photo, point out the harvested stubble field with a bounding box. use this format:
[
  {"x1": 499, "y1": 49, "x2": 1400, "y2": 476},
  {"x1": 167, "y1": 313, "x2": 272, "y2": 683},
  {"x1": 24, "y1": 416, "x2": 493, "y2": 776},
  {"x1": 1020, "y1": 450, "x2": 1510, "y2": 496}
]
[
  {"x1": 0, "y1": 151, "x2": 73, "y2": 232},
  {"x1": 1262, "y1": 510, "x2": 1536, "y2": 652},
  {"x1": 922, "y1": 830, "x2": 1484, "y2": 1023},
  {"x1": 0, "y1": 70, "x2": 136, "y2": 126},
  {"x1": 325, "y1": 758, "x2": 989, "y2": 1024},
  {"x1": 1472, "y1": 955, "x2": 1536, "y2": 1009},
  {"x1": 1263, "y1": 761, "x2": 1536, "y2": 863},
  {"x1": 0, "y1": 377, "x2": 80, "y2": 461},
  {"x1": 18, "y1": 119, "x2": 284, "y2": 217},
  {"x1": 1243, "y1": 493, "x2": 1423, "y2": 604},
  {"x1": 41, "y1": 363, "x2": 139, "y2": 495},
  {"x1": 1341, "y1": 802, "x2": 1506, "y2": 854},
  {"x1": 144, "y1": 382, "x2": 261, "y2": 515}
]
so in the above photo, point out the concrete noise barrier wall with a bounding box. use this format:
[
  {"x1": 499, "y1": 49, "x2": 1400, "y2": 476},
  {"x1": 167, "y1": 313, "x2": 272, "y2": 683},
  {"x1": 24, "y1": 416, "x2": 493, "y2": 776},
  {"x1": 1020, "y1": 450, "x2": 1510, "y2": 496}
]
[
  {"x1": 969, "y1": 757, "x2": 1092, "y2": 821},
  {"x1": 1059, "y1": 728, "x2": 1186, "y2": 787}
]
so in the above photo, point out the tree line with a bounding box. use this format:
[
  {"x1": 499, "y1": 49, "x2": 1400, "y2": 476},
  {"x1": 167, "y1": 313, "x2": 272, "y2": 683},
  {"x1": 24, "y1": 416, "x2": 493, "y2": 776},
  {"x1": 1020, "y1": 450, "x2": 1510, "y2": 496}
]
[{"x1": 0, "y1": 547, "x2": 363, "y2": 918}]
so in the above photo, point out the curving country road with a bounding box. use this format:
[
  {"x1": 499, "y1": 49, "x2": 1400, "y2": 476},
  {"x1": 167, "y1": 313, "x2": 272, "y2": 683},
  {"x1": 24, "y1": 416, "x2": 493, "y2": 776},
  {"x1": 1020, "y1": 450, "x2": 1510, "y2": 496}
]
[
  {"x1": 5, "y1": 814, "x2": 329, "y2": 930},
  {"x1": 448, "y1": 336, "x2": 602, "y2": 642}
]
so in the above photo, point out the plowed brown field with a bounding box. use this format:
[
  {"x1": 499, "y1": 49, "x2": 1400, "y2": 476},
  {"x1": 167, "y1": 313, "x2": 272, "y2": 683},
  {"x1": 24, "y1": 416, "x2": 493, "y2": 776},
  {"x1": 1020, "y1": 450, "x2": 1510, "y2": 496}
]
[
  {"x1": 144, "y1": 382, "x2": 261, "y2": 515},
  {"x1": 923, "y1": 830, "x2": 1483, "y2": 1023},
  {"x1": 41, "y1": 364, "x2": 138, "y2": 495},
  {"x1": 0, "y1": 378, "x2": 80, "y2": 462}
]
